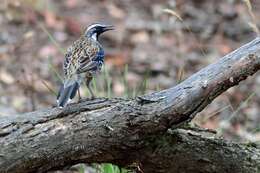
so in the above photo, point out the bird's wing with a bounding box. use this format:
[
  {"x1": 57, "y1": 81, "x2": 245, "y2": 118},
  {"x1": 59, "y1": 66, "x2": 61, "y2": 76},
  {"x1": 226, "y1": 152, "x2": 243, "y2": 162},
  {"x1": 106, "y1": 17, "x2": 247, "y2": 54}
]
[
  {"x1": 63, "y1": 37, "x2": 104, "y2": 78},
  {"x1": 78, "y1": 60, "x2": 100, "y2": 73},
  {"x1": 77, "y1": 39, "x2": 104, "y2": 74}
]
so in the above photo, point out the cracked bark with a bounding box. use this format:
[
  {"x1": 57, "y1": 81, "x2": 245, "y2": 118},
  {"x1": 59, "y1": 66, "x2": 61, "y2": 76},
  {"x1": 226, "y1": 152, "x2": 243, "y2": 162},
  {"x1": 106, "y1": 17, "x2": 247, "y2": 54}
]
[
  {"x1": 0, "y1": 37, "x2": 260, "y2": 173},
  {"x1": 136, "y1": 128, "x2": 260, "y2": 173}
]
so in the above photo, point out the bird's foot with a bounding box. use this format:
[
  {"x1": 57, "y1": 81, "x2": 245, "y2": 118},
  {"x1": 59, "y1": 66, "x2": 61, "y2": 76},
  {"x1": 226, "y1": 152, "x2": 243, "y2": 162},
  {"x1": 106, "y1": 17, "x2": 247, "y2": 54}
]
[{"x1": 77, "y1": 98, "x2": 82, "y2": 103}]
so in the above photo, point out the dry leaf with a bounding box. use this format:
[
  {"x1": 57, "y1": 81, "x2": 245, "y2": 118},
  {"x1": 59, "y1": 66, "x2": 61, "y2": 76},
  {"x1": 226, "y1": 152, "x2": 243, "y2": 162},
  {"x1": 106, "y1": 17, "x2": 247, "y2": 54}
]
[{"x1": 0, "y1": 70, "x2": 15, "y2": 84}]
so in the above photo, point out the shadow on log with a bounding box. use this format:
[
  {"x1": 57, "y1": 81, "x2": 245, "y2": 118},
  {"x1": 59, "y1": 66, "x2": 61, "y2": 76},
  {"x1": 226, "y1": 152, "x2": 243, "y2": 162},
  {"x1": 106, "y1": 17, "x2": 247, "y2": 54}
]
[
  {"x1": 136, "y1": 128, "x2": 260, "y2": 173},
  {"x1": 0, "y1": 37, "x2": 260, "y2": 173}
]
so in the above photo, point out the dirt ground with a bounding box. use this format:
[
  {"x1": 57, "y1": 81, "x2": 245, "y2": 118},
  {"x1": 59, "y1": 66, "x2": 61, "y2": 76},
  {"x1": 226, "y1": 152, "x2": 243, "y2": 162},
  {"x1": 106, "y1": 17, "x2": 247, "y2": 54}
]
[{"x1": 0, "y1": 0, "x2": 260, "y2": 142}]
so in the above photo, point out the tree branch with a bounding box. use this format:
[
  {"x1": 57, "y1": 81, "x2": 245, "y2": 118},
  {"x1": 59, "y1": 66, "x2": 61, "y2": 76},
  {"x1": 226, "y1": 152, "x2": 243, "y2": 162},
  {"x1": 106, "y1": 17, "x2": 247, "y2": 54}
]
[{"x1": 0, "y1": 37, "x2": 260, "y2": 173}]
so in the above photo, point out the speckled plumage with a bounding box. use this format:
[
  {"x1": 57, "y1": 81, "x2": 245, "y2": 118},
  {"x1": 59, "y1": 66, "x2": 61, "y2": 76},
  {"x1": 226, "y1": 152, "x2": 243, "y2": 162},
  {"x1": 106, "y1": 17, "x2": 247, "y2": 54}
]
[
  {"x1": 57, "y1": 23, "x2": 113, "y2": 108},
  {"x1": 63, "y1": 36, "x2": 104, "y2": 78}
]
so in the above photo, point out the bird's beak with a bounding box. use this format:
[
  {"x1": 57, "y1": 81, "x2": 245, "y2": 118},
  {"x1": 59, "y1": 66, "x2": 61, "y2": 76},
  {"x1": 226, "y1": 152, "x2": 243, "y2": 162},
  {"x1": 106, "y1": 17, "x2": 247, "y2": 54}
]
[{"x1": 103, "y1": 25, "x2": 114, "y2": 32}]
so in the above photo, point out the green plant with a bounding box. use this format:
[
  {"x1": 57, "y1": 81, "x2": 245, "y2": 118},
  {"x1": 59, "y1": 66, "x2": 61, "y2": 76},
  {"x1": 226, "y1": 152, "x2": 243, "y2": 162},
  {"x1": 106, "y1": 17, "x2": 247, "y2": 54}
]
[{"x1": 93, "y1": 163, "x2": 132, "y2": 173}]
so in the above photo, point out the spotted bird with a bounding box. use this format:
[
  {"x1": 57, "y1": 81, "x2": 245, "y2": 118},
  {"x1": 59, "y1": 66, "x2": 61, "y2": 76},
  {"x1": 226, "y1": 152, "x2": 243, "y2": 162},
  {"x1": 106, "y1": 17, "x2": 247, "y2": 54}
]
[{"x1": 57, "y1": 23, "x2": 114, "y2": 108}]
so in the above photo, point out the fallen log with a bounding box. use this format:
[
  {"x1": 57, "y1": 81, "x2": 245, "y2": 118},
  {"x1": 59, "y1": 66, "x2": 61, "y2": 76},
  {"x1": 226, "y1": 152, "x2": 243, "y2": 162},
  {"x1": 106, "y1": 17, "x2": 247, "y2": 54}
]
[
  {"x1": 131, "y1": 128, "x2": 260, "y2": 173},
  {"x1": 0, "y1": 37, "x2": 260, "y2": 173}
]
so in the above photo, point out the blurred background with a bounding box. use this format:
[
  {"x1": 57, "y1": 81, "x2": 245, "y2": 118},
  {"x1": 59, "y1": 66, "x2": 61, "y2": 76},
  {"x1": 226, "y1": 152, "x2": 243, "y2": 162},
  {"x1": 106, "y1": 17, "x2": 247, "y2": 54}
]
[{"x1": 0, "y1": 0, "x2": 260, "y2": 144}]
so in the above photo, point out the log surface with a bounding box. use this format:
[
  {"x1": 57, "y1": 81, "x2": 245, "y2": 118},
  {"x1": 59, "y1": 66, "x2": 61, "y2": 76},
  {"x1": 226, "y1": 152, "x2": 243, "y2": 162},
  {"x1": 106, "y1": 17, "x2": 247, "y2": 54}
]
[{"x1": 137, "y1": 128, "x2": 260, "y2": 173}]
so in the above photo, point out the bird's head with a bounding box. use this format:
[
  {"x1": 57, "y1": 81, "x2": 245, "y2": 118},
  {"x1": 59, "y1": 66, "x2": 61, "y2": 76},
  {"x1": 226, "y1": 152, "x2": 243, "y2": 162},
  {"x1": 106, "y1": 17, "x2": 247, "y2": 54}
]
[{"x1": 85, "y1": 23, "x2": 114, "y2": 41}]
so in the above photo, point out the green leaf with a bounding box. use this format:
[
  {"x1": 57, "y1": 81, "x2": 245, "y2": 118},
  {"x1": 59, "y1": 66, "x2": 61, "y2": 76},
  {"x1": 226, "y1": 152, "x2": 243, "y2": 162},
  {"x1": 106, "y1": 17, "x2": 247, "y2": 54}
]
[{"x1": 102, "y1": 163, "x2": 115, "y2": 173}]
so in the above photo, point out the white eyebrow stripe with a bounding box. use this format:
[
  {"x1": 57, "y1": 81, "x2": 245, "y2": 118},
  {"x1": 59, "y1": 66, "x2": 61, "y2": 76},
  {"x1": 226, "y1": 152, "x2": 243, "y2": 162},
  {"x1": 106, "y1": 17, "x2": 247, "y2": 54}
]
[{"x1": 87, "y1": 24, "x2": 103, "y2": 31}]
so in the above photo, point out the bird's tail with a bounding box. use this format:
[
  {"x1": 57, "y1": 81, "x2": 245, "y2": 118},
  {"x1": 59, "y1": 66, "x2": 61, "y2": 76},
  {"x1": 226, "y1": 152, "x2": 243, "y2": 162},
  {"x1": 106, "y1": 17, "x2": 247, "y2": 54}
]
[{"x1": 57, "y1": 79, "x2": 80, "y2": 108}]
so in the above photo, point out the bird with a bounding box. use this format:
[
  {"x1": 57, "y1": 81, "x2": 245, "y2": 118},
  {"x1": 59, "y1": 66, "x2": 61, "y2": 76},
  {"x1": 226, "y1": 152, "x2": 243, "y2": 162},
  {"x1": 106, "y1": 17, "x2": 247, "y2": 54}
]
[{"x1": 57, "y1": 23, "x2": 114, "y2": 108}]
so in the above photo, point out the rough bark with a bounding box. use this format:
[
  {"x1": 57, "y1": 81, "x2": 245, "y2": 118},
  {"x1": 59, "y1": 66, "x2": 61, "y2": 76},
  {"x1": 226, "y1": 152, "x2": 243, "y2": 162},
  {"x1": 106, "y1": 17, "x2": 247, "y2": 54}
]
[
  {"x1": 0, "y1": 37, "x2": 260, "y2": 173},
  {"x1": 136, "y1": 128, "x2": 260, "y2": 173}
]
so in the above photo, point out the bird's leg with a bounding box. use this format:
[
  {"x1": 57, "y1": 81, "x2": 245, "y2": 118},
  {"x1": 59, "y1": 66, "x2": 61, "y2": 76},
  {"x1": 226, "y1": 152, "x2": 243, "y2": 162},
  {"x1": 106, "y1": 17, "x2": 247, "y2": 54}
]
[
  {"x1": 87, "y1": 84, "x2": 95, "y2": 99},
  {"x1": 77, "y1": 89, "x2": 81, "y2": 102},
  {"x1": 86, "y1": 76, "x2": 95, "y2": 99}
]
